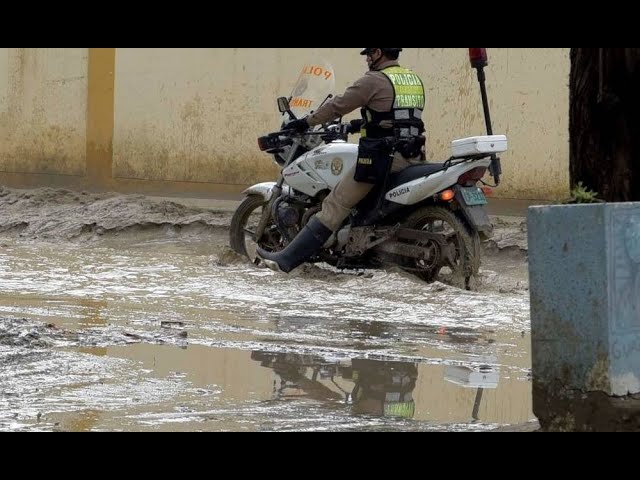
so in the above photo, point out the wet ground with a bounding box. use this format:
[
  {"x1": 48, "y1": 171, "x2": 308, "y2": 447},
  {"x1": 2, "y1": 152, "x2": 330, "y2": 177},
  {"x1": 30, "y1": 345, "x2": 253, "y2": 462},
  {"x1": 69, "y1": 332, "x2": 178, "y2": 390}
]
[{"x1": 0, "y1": 187, "x2": 535, "y2": 431}]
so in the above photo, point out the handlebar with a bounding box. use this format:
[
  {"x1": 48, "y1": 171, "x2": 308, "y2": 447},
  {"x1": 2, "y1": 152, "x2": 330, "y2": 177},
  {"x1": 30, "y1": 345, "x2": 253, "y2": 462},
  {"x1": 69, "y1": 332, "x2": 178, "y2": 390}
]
[
  {"x1": 258, "y1": 122, "x2": 351, "y2": 152},
  {"x1": 270, "y1": 122, "x2": 353, "y2": 141},
  {"x1": 275, "y1": 123, "x2": 351, "y2": 137}
]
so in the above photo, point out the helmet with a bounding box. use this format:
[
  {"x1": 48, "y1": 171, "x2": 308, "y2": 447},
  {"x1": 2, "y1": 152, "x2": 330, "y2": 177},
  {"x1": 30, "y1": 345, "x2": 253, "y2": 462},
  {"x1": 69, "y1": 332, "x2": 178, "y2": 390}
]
[{"x1": 360, "y1": 48, "x2": 403, "y2": 56}]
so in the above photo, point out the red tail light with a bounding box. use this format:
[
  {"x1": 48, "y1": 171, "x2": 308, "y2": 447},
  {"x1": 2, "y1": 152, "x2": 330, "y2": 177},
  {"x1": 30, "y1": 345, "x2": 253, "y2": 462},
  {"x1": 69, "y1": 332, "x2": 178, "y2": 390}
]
[
  {"x1": 458, "y1": 167, "x2": 487, "y2": 186},
  {"x1": 469, "y1": 48, "x2": 488, "y2": 69}
]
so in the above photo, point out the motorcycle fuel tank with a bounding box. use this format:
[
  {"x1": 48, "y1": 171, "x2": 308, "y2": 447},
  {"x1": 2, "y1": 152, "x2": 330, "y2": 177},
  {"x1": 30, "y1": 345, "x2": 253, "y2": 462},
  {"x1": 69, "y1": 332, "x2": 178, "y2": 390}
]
[{"x1": 282, "y1": 141, "x2": 358, "y2": 197}]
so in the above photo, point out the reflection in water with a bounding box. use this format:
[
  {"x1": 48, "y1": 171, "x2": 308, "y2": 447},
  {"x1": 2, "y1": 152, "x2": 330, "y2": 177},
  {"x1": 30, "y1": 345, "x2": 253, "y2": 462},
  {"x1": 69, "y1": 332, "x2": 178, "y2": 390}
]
[
  {"x1": 444, "y1": 358, "x2": 499, "y2": 422},
  {"x1": 351, "y1": 359, "x2": 417, "y2": 419},
  {"x1": 252, "y1": 351, "x2": 418, "y2": 419},
  {"x1": 248, "y1": 321, "x2": 529, "y2": 426},
  {"x1": 252, "y1": 351, "x2": 503, "y2": 423}
]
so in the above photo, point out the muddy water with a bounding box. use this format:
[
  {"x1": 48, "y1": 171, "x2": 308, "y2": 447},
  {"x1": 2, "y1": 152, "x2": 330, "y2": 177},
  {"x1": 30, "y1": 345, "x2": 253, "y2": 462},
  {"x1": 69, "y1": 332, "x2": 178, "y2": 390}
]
[{"x1": 0, "y1": 189, "x2": 533, "y2": 431}]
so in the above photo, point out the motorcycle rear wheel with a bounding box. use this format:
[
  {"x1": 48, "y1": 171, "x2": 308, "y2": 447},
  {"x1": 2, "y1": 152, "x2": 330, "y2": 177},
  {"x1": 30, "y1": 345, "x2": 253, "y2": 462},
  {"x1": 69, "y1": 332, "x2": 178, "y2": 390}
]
[{"x1": 400, "y1": 206, "x2": 481, "y2": 287}]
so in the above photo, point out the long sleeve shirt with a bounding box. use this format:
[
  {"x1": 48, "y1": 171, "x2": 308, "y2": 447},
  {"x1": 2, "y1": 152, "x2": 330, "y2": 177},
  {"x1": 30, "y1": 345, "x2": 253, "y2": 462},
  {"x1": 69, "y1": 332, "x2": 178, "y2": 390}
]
[{"x1": 306, "y1": 60, "x2": 400, "y2": 127}]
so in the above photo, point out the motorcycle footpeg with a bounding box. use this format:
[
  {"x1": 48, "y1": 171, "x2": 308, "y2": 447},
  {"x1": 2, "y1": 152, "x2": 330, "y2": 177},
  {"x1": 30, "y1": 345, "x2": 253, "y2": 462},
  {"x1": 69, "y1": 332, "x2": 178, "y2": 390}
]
[
  {"x1": 255, "y1": 255, "x2": 284, "y2": 273},
  {"x1": 262, "y1": 259, "x2": 284, "y2": 273}
]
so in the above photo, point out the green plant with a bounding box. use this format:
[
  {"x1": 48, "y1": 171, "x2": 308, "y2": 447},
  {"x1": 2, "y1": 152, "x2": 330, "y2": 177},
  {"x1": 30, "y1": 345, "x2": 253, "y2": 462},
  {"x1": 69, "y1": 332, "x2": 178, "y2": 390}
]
[{"x1": 565, "y1": 182, "x2": 604, "y2": 204}]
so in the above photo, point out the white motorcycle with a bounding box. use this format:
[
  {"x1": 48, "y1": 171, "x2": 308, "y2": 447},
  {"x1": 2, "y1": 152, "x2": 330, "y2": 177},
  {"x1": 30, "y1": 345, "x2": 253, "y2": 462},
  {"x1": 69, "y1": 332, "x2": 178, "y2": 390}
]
[{"x1": 230, "y1": 51, "x2": 506, "y2": 289}]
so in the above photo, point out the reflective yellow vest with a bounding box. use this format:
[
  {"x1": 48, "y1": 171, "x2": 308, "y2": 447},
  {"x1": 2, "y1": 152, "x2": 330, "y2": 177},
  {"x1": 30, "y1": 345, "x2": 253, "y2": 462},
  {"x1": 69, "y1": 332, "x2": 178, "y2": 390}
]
[
  {"x1": 382, "y1": 66, "x2": 425, "y2": 110},
  {"x1": 361, "y1": 66, "x2": 425, "y2": 138}
]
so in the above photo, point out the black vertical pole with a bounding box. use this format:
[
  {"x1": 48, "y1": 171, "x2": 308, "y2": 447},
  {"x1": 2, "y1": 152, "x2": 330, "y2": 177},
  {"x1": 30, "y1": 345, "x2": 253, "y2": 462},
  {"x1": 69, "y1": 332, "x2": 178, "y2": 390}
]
[
  {"x1": 470, "y1": 49, "x2": 502, "y2": 186},
  {"x1": 477, "y1": 67, "x2": 494, "y2": 136}
]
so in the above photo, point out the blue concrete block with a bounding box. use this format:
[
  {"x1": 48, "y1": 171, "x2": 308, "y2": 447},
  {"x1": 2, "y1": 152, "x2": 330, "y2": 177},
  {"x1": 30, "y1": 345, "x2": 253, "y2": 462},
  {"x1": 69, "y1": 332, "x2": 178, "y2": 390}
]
[{"x1": 528, "y1": 203, "x2": 640, "y2": 396}]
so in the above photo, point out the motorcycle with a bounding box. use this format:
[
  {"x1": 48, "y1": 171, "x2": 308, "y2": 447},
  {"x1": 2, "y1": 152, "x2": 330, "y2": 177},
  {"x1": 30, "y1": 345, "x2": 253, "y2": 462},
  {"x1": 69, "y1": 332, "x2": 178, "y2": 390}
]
[{"x1": 230, "y1": 52, "x2": 506, "y2": 289}]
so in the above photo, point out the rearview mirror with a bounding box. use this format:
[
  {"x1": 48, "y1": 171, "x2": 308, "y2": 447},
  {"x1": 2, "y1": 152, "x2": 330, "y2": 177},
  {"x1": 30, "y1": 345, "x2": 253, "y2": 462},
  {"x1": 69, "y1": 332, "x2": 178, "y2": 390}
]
[{"x1": 277, "y1": 97, "x2": 290, "y2": 114}]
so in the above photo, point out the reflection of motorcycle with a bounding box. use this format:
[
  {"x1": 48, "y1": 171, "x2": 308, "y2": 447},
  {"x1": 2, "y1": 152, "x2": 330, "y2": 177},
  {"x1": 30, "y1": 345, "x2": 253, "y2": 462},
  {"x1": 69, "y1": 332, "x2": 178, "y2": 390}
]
[
  {"x1": 230, "y1": 50, "x2": 507, "y2": 289},
  {"x1": 444, "y1": 356, "x2": 499, "y2": 423},
  {"x1": 251, "y1": 352, "x2": 419, "y2": 419}
]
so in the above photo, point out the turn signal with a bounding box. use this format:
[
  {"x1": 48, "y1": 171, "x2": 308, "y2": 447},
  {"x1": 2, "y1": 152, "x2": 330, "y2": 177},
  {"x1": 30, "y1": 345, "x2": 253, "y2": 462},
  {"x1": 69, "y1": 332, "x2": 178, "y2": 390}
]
[
  {"x1": 440, "y1": 189, "x2": 455, "y2": 202},
  {"x1": 482, "y1": 187, "x2": 493, "y2": 197}
]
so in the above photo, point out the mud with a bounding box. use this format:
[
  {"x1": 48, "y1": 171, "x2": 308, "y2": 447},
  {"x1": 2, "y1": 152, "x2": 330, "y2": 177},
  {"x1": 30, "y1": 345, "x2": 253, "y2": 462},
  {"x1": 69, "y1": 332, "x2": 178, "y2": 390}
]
[
  {"x1": 0, "y1": 186, "x2": 230, "y2": 241},
  {"x1": 484, "y1": 217, "x2": 528, "y2": 258},
  {"x1": 0, "y1": 186, "x2": 534, "y2": 431}
]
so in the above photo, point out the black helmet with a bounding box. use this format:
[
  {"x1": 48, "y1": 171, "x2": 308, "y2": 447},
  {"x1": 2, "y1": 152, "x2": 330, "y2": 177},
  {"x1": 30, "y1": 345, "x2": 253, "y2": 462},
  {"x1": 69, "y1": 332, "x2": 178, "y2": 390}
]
[{"x1": 360, "y1": 48, "x2": 403, "y2": 56}]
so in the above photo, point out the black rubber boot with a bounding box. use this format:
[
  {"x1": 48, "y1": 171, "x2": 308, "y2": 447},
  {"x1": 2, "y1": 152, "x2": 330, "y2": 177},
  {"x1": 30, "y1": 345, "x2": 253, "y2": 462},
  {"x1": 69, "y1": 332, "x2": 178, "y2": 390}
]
[{"x1": 256, "y1": 217, "x2": 333, "y2": 273}]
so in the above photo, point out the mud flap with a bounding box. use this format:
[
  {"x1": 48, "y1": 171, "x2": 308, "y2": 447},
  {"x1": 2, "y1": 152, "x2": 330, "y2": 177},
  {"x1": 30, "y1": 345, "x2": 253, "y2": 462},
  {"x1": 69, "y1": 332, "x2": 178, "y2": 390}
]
[
  {"x1": 452, "y1": 186, "x2": 492, "y2": 237},
  {"x1": 457, "y1": 202, "x2": 493, "y2": 238}
]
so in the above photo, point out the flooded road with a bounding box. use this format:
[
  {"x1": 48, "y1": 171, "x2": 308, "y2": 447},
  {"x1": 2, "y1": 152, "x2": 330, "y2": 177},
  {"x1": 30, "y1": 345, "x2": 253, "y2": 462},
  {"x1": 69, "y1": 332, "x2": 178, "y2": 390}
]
[{"x1": 0, "y1": 188, "x2": 534, "y2": 431}]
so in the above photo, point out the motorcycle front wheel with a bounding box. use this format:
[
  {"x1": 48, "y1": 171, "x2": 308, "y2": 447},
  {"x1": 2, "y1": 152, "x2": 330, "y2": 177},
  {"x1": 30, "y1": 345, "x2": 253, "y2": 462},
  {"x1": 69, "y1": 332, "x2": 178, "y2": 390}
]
[
  {"x1": 230, "y1": 195, "x2": 280, "y2": 260},
  {"x1": 400, "y1": 206, "x2": 481, "y2": 288}
]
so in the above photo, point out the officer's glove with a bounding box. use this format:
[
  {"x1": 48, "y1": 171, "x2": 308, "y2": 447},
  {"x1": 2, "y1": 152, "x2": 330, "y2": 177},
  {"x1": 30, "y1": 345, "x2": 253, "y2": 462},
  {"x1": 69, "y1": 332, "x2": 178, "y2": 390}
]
[
  {"x1": 284, "y1": 118, "x2": 309, "y2": 133},
  {"x1": 346, "y1": 119, "x2": 364, "y2": 135}
]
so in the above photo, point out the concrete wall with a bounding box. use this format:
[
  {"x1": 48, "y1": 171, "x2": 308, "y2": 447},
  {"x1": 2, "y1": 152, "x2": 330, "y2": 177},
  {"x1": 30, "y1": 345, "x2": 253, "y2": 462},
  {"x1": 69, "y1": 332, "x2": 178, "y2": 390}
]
[
  {"x1": 0, "y1": 48, "x2": 88, "y2": 176},
  {"x1": 416, "y1": 48, "x2": 570, "y2": 200},
  {"x1": 0, "y1": 48, "x2": 571, "y2": 201},
  {"x1": 112, "y1": 48, "x2": 283, "y2": 186}
]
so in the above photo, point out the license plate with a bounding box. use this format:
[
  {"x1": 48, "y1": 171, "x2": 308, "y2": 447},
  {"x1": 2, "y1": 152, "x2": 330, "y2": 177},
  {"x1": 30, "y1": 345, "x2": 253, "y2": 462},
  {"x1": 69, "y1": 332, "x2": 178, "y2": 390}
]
[{"x1": 460, "y1": 187, "x2": 488, "y2": 206}]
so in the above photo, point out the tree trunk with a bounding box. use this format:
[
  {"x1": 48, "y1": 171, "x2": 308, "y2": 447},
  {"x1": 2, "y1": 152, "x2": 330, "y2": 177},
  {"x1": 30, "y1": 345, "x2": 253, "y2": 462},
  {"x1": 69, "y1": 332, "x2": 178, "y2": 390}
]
[{"x1": 570, "y1": 48, "x2": 640, "y2": 202}]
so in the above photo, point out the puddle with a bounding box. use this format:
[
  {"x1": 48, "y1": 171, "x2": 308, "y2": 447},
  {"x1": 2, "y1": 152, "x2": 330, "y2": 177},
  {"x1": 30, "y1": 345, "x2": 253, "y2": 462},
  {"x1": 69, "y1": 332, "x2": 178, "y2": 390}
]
[{"x1": 0, "y1": 189, "x2": 534, "y2": 431}]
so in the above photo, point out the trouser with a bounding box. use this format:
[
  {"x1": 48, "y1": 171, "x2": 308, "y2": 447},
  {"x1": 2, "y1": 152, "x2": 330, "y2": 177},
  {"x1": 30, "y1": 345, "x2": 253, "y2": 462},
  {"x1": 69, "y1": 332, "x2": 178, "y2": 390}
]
[{"x1": 316, "y1": 153, "x2": 422, "y2": 232}]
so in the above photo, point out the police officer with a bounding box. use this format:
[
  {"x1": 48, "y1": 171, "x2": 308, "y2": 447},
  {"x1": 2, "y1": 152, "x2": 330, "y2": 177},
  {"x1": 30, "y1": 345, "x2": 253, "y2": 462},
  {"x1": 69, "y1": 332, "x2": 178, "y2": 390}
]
[{"x1": 257, "y1": 48, "x2": 426, "y2": 273}]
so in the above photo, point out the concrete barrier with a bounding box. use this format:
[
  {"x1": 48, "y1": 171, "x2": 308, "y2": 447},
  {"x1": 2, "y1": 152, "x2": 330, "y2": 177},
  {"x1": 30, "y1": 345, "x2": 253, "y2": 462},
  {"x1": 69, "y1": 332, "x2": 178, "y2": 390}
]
[{"x1": 528, "y1": 203, "x2": 640, "y2": 431}]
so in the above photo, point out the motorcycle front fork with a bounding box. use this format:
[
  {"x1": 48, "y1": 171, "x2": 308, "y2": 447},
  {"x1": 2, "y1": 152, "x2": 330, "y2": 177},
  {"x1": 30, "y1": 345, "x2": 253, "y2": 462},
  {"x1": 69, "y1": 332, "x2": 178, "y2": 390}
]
[{"x1": 254, "y1": 179, "x2": 284, "y2": 244}]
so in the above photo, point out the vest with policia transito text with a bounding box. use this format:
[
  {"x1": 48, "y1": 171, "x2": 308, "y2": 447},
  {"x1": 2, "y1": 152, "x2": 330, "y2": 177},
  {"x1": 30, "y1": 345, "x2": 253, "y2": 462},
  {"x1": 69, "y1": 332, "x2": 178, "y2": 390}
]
[{"x1": 361, "y1": 66, "x2": 426, "y2": 140}]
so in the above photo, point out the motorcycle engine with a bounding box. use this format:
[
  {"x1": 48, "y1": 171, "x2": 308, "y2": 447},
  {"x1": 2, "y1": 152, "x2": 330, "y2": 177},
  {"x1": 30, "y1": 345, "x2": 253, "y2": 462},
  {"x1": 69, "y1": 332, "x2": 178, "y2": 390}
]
[{"x1": 277, "y1": 203, "x2": 300, "y2": 227}]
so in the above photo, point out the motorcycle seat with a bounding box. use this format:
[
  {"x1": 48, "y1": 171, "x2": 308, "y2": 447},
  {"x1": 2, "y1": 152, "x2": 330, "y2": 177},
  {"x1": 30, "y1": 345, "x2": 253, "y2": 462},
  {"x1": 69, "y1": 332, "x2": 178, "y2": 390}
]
[
  {"x1": 351, "y1": 162, "x2": 448, "y2": 227},
  {"x1": 387, "y1": 163, "x2": 445, "y2": 190}
]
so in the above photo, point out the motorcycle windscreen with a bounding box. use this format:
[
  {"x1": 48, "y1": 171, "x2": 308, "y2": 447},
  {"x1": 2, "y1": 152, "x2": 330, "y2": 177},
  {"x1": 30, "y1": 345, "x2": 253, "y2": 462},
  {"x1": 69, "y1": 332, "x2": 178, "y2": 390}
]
[{"x1": 287, "y1": 59, "x2": 335, "y2": 120}]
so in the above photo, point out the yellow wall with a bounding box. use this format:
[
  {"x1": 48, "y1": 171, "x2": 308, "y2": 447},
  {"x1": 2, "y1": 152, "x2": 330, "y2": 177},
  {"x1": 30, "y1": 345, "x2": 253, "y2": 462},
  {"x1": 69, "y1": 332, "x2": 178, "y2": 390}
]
[
  {"x1": 0, "y1": 48, "x2": 88, "y2": 176},
  {"x1": 413, "y1": 48, "x2": 570, "y2": 200},
  {"x1": 0, "y1": 48, "x2": 571, "y2": 201},
  {"x1": 112, "y1": 48, "x2": 282, "y2": 186}
]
